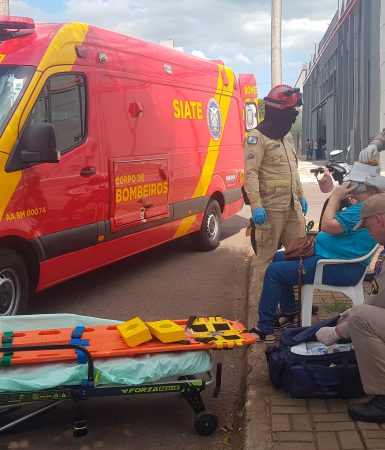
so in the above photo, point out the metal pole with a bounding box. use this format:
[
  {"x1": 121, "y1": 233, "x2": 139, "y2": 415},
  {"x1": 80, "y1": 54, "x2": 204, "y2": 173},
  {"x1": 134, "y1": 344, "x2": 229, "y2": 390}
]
[
  {"x1": 0, "y1": 0, "x2": 9, "y2": 15},
  {"x1": 271, "y1": 0, "x2": 282, "y2": 87}
]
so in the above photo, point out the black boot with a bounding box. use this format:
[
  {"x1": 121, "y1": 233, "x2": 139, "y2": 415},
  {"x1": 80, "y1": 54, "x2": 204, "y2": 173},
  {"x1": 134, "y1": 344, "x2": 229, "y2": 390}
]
[{"x1": 348, "y1": 395, "x2": 385, "y2": 423}]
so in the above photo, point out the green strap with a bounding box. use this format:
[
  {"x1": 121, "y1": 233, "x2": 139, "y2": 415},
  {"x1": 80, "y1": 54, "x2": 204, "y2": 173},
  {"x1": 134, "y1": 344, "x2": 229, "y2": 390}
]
[{"x1": 1, "y1": 331, "x2": 13, "y2": 367}]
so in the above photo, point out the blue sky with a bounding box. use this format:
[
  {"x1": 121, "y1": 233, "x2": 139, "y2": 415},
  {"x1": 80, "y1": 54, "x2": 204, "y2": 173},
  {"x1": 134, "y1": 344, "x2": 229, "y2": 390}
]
[{"x1": 9, "y1": 0, "x2": 338, "y2": 97}]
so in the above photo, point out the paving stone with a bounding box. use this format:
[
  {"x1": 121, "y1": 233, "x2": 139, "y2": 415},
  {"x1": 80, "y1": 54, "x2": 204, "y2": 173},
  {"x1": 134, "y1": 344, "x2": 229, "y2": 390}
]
[
  {"x1": 327, "y1": 399, "x2": 349, "y2": 412},
  {"x1": 291, "y1": 414, "x2": 312, "y2": 431},
  {"x1": 308, "y1": 399, "x2": 328, "y2": 413},
  {"x1": 338, "y1": 430, "x2": 364, "y2": 449},
  {"x1": 361, "y1": 429, "x2": 385, "y2": 439},
  {"x1": 272, "y1": 415, "x2": 291, "y2": 432},
  {"x1": 271, "y1": 406, "x2": 308, "y2": 414},
  {"x1": 356, "y1": 421, "x2": 381, "y2": 430},
  {"x1": 363, "y1": 438, "x2": 385, "y2": 449},
  {"x1": 270, "y1": 397, "x2": 307, "y2": 406},
  {"x1": 272, "y1": 443, "x2": 317, "y2": 450},
  {"x1": 316, "y1": 431, "x2": 340, "y2": 450},
  {"x1": 315, "y1": 421, "x2": 356, "y2": 431},
  {"x1": 273, "y1": 431, "x2": 314, "y2": 442},
  {"x1": 312, "y1": 413, "x2": 351, "y2": 422}
]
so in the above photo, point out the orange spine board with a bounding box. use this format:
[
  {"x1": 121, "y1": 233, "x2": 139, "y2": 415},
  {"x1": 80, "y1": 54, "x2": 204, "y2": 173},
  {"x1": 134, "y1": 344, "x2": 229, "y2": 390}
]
[{"x1": 0, "y1": 319, "x2": 255, "y2": 365}]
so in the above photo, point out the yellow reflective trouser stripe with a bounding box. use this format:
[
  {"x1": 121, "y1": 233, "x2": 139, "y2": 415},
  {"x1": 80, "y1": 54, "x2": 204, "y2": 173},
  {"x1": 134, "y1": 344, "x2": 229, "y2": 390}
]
[{"x1": 265, "y1": 179, "x2": 290, "y2": 188}]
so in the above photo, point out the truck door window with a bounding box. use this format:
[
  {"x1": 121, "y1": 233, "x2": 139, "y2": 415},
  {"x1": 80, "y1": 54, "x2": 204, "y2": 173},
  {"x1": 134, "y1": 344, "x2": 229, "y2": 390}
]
[
  {"x1": 30, "y1": 73, "x2": 86, "y2": 153},
  {"x1": 0, "y1": 65, "x2": 35, "y2": 136}
]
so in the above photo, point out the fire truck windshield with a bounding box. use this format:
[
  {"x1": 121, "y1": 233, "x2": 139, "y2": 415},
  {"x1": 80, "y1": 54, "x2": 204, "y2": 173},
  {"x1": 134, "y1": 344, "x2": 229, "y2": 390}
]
[{"x1": 0, "y1": 65, "x2": 35, "y2": 136}]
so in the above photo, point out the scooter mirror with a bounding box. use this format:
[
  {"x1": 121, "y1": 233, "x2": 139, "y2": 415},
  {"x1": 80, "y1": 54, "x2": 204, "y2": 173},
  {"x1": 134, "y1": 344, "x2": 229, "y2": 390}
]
[
  {"x1": 330, "y1": 149, "x2": 343, "y2": 158},
  {"x1": 346, "y1": 145, "x2": 352, "y2": 161}
]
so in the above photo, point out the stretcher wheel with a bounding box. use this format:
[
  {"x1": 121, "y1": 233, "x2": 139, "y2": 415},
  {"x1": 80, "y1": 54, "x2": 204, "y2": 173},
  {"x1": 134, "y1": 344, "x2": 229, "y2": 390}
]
[
  {"x1": 194, "y1": 410, "x2": 218, "y2": 436},
  {"x1": 73, "y1": 420, "x2": 88, "y2": 437}
]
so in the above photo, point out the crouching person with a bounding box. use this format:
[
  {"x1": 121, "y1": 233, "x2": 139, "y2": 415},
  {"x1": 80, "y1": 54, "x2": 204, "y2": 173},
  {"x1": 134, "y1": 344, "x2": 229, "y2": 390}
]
[{"x1": 317, "y1": 193, "x2": 385, "y2": 422}]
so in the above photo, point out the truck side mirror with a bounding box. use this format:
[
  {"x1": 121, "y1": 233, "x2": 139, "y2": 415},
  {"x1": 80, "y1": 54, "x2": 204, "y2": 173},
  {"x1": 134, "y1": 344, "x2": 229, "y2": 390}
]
[
  {"x1": 244, "y1": 102, "x2": 258, "y2": 131},
  {"x1": 20, "y1": 122, "x2": 60, "y2": 164}
]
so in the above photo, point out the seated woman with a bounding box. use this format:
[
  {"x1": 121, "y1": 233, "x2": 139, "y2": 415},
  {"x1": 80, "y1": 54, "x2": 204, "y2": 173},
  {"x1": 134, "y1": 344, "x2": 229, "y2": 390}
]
[{"x1": 250, "y1": 176, "x2": 379, "y2": 343}]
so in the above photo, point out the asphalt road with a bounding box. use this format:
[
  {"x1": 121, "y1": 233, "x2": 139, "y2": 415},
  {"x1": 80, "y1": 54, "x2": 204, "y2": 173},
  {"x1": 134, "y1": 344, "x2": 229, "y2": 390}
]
[{"x1": 2, "y1": 206, "x2": 252, "y2": 450}]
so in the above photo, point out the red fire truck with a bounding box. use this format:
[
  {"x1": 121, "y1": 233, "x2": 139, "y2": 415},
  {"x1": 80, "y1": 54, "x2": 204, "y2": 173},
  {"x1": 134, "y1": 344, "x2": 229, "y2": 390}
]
[{"x1": 0, "y1": 16, "x2": 258, "y2": 315}]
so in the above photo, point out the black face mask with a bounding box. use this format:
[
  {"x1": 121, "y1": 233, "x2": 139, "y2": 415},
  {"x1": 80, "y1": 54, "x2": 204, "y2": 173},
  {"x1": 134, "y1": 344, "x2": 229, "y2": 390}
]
[{"x1": 257, "y1": 105, "x2": 298, "y2": 139}]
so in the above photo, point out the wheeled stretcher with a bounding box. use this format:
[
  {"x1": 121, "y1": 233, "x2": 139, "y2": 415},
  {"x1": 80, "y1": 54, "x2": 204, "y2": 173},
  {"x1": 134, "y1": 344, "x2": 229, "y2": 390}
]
[{"x1": 0, "y1": 314, "x2": 252, "y2": 437}]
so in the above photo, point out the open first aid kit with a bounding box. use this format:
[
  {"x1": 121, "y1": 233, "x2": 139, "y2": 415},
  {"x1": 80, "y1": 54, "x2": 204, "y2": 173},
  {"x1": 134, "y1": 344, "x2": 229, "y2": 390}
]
[{"x1": 265, "y1": 317, "x2": 365, "y2": 399}]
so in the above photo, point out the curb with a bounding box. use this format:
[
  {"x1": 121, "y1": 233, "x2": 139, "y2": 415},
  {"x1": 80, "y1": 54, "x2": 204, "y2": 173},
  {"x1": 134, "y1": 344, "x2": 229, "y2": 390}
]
[{"x1": 243, "y1": 253, "x2": 273, "y2": 450}]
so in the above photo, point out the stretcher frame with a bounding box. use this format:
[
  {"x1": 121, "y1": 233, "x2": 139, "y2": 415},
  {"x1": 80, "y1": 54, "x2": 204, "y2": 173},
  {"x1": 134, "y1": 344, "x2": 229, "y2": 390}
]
[{"x1": 0, "y1": 343, "x2": 222, "y2": 437}]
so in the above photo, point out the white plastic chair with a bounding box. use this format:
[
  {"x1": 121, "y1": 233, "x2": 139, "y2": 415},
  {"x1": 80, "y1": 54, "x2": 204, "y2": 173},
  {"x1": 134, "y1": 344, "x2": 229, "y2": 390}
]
[{"x1": 301, "y1": 244, "x2": 379, "y2": 326}]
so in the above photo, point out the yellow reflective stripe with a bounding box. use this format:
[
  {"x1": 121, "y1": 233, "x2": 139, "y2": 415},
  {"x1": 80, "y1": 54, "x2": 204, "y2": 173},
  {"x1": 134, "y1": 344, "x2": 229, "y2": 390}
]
[
  {"x1": 0, "y1": 23, "x2": 88, "y2": 222},
  {"x1": 37, "y1": 22, "x2": 88, "y2": 72},
  {"x1": 265, "y1": 179, "x2": 290, "y2": 188},
  {"x1": 0, "y1": 153, "x2": 21, "y2": 222},
  {"x1": 173, "y1": 66, "x2": 235, "y2": 238}
]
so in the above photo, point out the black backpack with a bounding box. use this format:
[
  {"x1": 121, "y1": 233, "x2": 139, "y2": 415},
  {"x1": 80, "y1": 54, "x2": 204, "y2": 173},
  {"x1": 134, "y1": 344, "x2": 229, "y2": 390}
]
[{"x1": 265, "y1": 317, "x2": 365, "y2": 399}]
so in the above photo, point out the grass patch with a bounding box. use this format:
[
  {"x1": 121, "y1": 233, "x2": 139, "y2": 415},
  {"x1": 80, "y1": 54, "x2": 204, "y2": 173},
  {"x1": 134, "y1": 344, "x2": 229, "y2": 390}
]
[{"x1": 324, "y1": 299, "x2": 351, "y2": 315}]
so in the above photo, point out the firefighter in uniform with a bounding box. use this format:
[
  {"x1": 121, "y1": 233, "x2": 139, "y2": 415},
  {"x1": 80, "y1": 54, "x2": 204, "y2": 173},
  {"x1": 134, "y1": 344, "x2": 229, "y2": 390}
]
[{"x1": 244, "y1": 85, "x2": 307, "y2": 303}]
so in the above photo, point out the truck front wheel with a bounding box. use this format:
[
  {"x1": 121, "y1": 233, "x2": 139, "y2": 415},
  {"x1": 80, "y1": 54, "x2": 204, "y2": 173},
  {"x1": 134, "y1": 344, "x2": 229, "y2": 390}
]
[
  {"x1": 0, "y1": 249, "x2": 29, "y2": 316},
  {"x1": 191, "y1": 200, "x2": 222, "y2": 251}
]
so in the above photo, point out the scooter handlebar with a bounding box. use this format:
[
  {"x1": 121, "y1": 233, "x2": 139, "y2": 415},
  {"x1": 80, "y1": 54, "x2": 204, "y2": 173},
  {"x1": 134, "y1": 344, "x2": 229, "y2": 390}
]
[{"x1": 310, "y1": 167, "x2": 324, "y2": 174}]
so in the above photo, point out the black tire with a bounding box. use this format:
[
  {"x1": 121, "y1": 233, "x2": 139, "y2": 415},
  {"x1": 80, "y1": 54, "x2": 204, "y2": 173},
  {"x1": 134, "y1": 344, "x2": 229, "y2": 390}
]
[
  {"x1": 194, "y1": 411, "x2": 218, "y2": 436},
  {"x1": 191, "y1": 200, "x2": 222, "y2": 251},
  {"x1": 0, "y1": 249, "x2": 29, "y2": 316}
]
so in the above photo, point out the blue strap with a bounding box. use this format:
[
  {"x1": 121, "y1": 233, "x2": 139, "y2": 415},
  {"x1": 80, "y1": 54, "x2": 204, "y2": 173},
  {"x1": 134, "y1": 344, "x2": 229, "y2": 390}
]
[
  {"x1": 71, "y1": 326, "x2": 85, "y2": 339},
  {"x1": 70, "y1": 326, "x2": 89, "y2": 364}
]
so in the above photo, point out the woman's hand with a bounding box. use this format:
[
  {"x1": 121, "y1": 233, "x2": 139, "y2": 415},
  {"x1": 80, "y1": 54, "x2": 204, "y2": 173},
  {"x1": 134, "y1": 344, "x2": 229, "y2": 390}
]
[
  {"x1": 330, "y1": 181, "x2": 357, "y2": 201},
  {"x1": 320, "y1": 182, "x2": 356, "y2": 234}
]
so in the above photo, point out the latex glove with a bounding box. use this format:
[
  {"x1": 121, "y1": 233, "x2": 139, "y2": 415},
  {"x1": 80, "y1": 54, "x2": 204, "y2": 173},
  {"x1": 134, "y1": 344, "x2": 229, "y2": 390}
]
[
  {"x1": 299, "y1": 198, "x2": 308, "y2": 216},
  {"x1": 365, "y1": 175, "x2": 385, "y2": 191},
  {"x1": 316, "y1": 326, "x2": 339, "y2": 346},
  {"x1": 359, "y1": 143, "x2": 378, "y2": 163},
  {"x1": 252, "y1": 207, "x2": 267, "y2": 225}
]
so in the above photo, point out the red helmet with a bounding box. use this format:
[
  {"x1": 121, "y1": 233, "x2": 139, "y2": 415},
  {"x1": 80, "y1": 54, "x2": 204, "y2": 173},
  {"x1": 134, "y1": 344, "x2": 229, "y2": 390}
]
[{"x1": 264, "y1": 85, "x2": 303, "y2": 110}]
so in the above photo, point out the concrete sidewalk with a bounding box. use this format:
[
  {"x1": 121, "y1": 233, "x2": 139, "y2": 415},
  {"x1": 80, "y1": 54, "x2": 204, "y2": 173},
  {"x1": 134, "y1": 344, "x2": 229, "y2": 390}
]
[{"x1": 243, "y1": 162, "x2": 385, "y2": 450}]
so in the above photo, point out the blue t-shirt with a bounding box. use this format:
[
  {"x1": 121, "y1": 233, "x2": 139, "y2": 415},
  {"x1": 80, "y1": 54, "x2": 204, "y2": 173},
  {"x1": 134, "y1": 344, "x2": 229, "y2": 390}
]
[{"x1": 315, "y1": 202, "x2": 377, "y2": 265}]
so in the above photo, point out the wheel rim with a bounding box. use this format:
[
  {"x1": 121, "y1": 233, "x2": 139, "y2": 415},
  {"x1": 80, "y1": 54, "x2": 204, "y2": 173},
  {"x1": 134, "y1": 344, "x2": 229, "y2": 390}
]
[
  {"x1": 0, "y1": 269, "x2": 20, "y2": 315},
  {"x1": 205, "y1": 210, "x2": 219, "y2": 242}
]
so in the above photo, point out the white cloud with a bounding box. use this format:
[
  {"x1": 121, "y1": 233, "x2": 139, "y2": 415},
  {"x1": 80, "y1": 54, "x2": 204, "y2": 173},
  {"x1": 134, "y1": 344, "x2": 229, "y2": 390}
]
[
  {"x1": 10, "y1": 0, "x2": 52, "y2": 21},
  {"x1": 236, "y1": 53, "x2": 251, "y2": 64},
  {"x1": 9, "y1": 0, "x2": 338, "y2": 96},
  {"x1": 191, "y1": 50, "x2": 209, "y2": 60}
]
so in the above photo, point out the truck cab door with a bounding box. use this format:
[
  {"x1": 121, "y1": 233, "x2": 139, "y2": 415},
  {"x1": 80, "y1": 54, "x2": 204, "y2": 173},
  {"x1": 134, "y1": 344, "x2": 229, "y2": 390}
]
[
  {"x1": 110, "y1": 157, "x2": 170, "y2": 231},
  {"x1": 15, "y1": 70, "x2": 102, "y2": 282}
]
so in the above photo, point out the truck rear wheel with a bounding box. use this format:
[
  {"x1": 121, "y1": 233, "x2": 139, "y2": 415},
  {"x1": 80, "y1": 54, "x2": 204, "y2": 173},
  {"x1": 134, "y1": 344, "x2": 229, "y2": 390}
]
[
  {"x1": 0, "y1": 249, "x2": 29, "y2": 316},
  {"x1": 191, "y1": 200, "x2": 222, "y2": 251}
]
